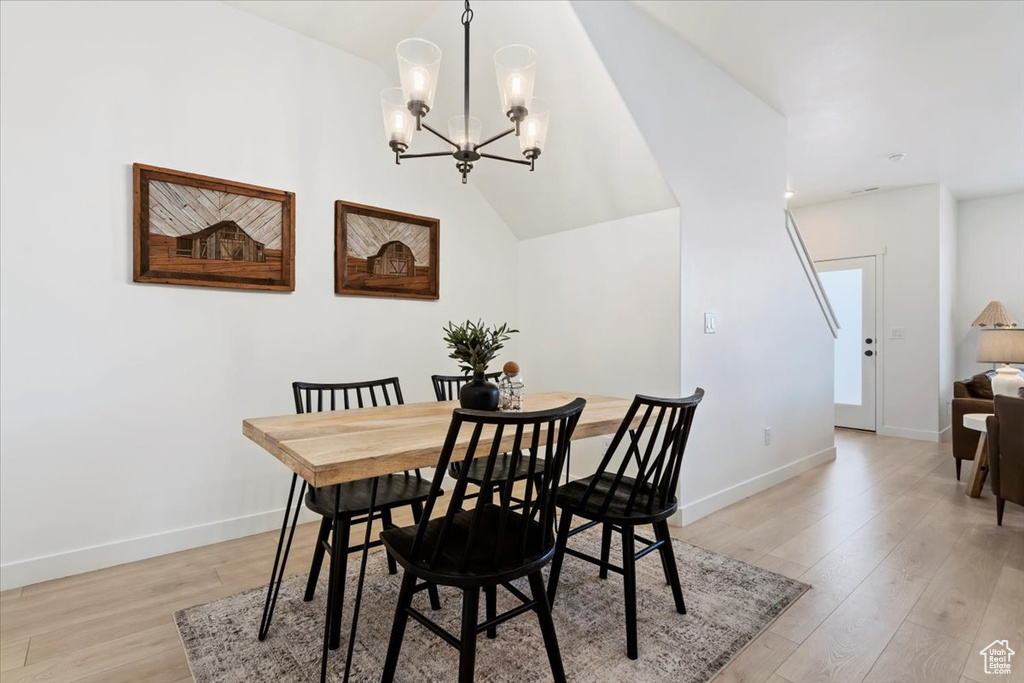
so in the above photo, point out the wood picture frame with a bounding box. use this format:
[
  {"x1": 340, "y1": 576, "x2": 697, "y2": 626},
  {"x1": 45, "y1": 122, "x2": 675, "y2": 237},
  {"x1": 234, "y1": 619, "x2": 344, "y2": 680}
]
[
  {"x1": 133, "y1": 163, "x2": 295, "y2": 291},
  {"x1": 334, "y1": 200, "x2": 440, "y2": 300}
]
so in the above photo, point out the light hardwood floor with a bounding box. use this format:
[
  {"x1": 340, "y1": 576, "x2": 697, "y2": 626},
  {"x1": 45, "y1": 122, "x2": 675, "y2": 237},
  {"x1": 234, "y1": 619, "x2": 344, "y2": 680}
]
[{"x1": 1, "y1": 430, "x2": 1021, "y2": 682}]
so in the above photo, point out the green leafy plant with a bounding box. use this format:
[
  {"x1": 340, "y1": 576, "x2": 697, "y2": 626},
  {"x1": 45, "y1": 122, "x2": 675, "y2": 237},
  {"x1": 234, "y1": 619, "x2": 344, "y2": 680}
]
[{"x1": 443, "y1": 319, "x2": 518, "y2": 375}]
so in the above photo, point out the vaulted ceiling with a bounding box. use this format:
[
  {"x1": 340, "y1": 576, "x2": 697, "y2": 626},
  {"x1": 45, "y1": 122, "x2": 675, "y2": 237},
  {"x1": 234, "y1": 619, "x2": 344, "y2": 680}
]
[
  {"x1": 225, "y1": 0, "x2": 1023, "y2": 222},
  {"x1": 635, "y1": 0, "x2": 1024, "y2": 207},
  {"x1": 225, "y1": 0, "x2": 678, "y2": 239}
]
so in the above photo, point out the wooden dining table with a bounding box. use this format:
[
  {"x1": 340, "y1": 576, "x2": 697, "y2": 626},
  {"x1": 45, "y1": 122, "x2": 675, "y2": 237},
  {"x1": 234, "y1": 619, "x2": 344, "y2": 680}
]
[{"x1": 242, "y1": 391, "x2": 635, "y2": 683}]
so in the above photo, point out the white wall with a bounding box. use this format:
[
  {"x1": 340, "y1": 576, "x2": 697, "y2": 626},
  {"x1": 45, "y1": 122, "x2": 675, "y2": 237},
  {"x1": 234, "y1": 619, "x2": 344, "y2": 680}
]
[
  {"x1": 572, "y1": 1, "x2": 836, "y2": 524},
  {"x1": 518, "y1": 209, "x2": 681, "y2": 477},
  {"x1": 795, "y1": 185, "x2": 948, "y2": 441},
  {"x1": 519, "y1": 209, "x2": 681, "y2": 400},
  {"x1": 954, "y1": 192, "x2": 1024, "y2": 379},
  {"x1": 0, "y1": 1, "x2": 519, "y2": 589}
]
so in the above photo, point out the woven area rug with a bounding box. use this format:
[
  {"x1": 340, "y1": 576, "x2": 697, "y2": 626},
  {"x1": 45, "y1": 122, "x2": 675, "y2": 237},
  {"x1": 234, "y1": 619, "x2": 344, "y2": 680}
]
[{"x1": 175, "y1": 527, "x2": 808, "y2": 683}]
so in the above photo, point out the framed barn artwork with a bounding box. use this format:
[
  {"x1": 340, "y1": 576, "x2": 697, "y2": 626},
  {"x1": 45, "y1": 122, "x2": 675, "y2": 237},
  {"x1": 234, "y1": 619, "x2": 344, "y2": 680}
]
[
  {"x1": 133, "y1": 164, "x2": 295, "y2": 291},
  {"x1": 334, "y1": 200, "x2": 440, "y2": 300}
]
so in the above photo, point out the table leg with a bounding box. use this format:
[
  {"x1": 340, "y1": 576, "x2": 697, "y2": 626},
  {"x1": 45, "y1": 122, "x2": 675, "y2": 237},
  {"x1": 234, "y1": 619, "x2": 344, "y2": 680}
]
[
  {"x1": 967, "y1": 433, "x2": 989, "y2": 498},
  {"x1": 258, "y1": 473, "x2": 306, "y2": 641}
]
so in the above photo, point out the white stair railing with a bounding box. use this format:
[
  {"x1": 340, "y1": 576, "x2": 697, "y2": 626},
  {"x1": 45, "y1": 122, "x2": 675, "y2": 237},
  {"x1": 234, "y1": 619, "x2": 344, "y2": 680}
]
[{"x1": 785, "y1": 209, "x2": 839, "y2": 339}]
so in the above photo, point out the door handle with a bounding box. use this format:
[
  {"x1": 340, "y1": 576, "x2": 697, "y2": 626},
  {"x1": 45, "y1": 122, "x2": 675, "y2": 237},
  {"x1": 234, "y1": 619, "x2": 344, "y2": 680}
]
[
  {"x1": 865, "y1": 338, "x2": 873, "y2": 344},
  {"x1": 865, "y1": 350, "x2": 874, "y2": 357}
]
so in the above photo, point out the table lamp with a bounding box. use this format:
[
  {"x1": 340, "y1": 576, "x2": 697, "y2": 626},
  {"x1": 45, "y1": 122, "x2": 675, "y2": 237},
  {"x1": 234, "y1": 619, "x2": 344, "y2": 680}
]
[{"x1": 977, "y1": 328, "x2": 1024, "y2": 396}]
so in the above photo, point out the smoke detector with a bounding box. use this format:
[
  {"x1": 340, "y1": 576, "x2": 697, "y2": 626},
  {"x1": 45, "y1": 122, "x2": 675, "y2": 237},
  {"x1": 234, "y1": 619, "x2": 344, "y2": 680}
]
[{"x1": 887, "y1": 152, "x2": 907, "y2": 163}]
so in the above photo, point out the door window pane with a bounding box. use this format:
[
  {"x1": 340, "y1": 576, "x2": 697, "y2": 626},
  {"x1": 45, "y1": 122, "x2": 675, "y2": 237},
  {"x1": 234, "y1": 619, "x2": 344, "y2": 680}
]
[{"x1": 820, "y1": 269, "x2": 862, "y2": 406}]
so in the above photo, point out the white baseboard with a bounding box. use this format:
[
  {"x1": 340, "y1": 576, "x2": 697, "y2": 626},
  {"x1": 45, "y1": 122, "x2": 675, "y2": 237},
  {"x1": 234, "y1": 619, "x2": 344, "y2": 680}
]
[
  {"x1": 671, "y1": 445, "x2": 838, "y2": 527},
  {"x1": 877, "y1": 425, "x2": 948, "y2": 443},
  {"x1": 0, "y1": 505, "x2": 320, "y2": 591},
  {"x1": 3, "y1": 447, "x2": 842, "y2": 590},
  {"x1": 938, "y1": 426, "x2": 952, "y2": 443}
]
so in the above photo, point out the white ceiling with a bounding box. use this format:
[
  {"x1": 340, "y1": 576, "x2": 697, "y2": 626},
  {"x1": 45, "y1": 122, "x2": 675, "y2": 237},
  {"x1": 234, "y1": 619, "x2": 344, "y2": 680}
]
[
  {"x1": 225, "y1": 1, "x2": 442, "y2": 64},
  {"x1": 635, "y1": 0, "x2": 1024, "y2": 207},
  {"x1": 225, "y1": 0, "x2": 677, "y2": 238}
]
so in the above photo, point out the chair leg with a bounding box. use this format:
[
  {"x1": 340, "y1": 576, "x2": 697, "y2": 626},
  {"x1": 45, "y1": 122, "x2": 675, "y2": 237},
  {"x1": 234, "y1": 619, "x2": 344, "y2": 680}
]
[
  {"x1": 997, "y1": 497, "x2": 1005, "y2": 526},
  {"x1": 320, "y1": 487, "x2": 342, "y2": 683},
  {"x1": 328, "y1": 518, "x2": 351, "y2": 650},
  {"x1": 599, "y1": 522, "x2": 613, "y2": 580},
  {"x1": 459, "y1": 588, "x2": 480, "y2": 683},
  {"x1": 547, "y1": 511, "x2": 574, "y2": 607},
  {"x1": 655, "y1": 520, "x2": 686, "y2": 614},
  {"x1": 956, "y1": 458, "x2": 962, "y2": 481},
  {"x1": 410, "y1": 500, "x2": 442, "y2": 611},
  {"x1": 528, "y1": 571, "x2": 567, "y2": 683},
  {"x1": 304, "y1": 516, "x2": 332, "y2": 602},
  {"x1": 381, "y1": 508, "x2": 399, "y2": 575},
  {"x1": 621, "y1": 524, "x2": 638, "y2": 660},
  {"x1": 381, "y1": 570, "x2": 417, "y2": 683},
  {"x1": 484, "y1": 585, "x2": 497, "y2": 639}
]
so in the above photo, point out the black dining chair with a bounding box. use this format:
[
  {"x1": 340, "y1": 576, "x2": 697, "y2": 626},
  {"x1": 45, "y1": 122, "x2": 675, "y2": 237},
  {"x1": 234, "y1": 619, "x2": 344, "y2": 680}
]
[
  {"x1": 258, "y1": 378, "x2": 440, "y2": 651},
  {"x1": 547, "y1": 389, "x2": 704, "y2": 660},
  {"x1": 432, "y1": 372, "x2": 547, "y2": 503},
  {"x1": 379, "y1": 398, "x2": 586, "y2": 683}
]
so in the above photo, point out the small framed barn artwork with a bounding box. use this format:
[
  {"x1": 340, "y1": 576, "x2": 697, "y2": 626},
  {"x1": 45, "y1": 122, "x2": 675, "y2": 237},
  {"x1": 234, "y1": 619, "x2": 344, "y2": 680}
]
[
  {"x1": 335, "y1": 200, "x2": 439, "y2": 300},
  {"x1": 133, "y1": 164, "x2": 295, "y2": 291}
]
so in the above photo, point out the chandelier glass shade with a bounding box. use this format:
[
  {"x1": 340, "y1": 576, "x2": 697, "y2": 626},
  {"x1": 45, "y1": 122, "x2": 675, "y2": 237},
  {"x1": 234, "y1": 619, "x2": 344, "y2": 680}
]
[{"x1": 380, "y1": 1, "x2": 548, "y2": 184}]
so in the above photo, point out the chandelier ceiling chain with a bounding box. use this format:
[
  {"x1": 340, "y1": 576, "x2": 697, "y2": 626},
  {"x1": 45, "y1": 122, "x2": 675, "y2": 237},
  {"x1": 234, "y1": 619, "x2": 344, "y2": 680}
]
[{"x1": 380, "y1": 1, "x2": 550, "y2": 184}]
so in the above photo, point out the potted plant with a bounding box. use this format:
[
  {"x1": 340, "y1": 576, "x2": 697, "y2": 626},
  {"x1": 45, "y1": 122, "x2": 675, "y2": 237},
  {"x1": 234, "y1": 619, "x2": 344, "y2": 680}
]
[{"x1": 442, "y1": 319, "x2": 518, "y2": 410}]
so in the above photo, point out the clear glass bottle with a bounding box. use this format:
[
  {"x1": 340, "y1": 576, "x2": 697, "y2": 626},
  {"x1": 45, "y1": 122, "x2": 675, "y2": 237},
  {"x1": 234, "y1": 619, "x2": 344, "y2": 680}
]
[
  {"x1": 498, "y1": 374, "x2": 514, "y2": 412},
  {"x1": 508, "y1": 374, "x2": 524, "y2": 412}
]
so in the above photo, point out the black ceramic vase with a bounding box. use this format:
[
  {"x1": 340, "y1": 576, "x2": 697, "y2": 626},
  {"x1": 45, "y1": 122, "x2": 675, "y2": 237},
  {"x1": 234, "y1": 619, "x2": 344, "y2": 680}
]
[{"x1": 459, "y1": 372, "x2": 500, "y2": 411}]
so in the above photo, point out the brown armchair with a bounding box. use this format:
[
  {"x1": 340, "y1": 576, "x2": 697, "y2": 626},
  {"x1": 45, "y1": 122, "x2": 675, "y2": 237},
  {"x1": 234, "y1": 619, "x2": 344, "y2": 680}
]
[
  {"x1": 987, "y1": 394, "x2": 1024, "y2": 525},
  {"x1": 952, "y1": 374, "x2": 994, "y2": 480}
]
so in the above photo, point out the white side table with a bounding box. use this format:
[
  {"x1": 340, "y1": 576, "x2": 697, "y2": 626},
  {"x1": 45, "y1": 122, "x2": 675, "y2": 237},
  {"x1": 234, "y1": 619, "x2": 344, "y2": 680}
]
[{"x1": 963, "y1": 413, "x2": 992, "y2": 498}]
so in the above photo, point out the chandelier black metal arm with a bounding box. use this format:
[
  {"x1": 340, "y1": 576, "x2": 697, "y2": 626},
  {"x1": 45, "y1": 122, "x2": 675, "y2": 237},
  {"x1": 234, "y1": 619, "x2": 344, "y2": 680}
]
[{"x1": 389, "y1": 1, "x2": 543, "y2": 183}]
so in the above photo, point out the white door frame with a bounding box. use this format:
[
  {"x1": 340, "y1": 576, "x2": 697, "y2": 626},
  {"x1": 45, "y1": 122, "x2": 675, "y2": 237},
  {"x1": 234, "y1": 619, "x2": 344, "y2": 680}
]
[{"x1": 815, "y1": 252, "x2": 885, "y2": 433}]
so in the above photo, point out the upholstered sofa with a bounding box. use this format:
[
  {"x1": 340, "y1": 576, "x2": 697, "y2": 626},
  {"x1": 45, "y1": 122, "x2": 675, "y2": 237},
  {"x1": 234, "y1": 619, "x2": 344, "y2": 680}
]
[
  {"x1": 952, "y1": 374, "x2": 994, "y2": 480},
  {"x1": 987, "y1": 394, "x2": 1024, "y2": 525}
]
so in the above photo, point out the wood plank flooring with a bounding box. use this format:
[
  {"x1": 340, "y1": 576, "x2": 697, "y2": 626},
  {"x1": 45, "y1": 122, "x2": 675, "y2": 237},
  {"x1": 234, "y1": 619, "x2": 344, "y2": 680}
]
[{"x1": 0, "y1": 429, "x2": 1021, "y2": 682}]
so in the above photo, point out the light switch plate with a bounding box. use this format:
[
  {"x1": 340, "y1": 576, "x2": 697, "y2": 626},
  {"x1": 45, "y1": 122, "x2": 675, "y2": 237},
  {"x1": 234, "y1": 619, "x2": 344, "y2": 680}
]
[
  {"x1": 890, "y1": 327, "x2": 905, "y2": 340},
  {"x1": 704, "y1": 312, "x2": 716, "y2": 334}
]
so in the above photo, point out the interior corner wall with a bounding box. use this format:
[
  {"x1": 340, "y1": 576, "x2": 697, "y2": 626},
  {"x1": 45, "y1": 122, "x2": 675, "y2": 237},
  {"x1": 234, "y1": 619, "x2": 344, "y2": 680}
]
[
  {"x1": 794, "y1": 185, "x2": 946, "y2": 441},
  {"x1": 0, "y1": 2, "x2": 519, "y2": 590},
  {"x1": 571, "y1": 0, "x2": 836, "y2": 524},
  {"x1": 954, "y1": 192, "x2": 1024, "y2": 379},
  {"x1": 938, "y1": 185, "x2": 957, "y2": 433}
]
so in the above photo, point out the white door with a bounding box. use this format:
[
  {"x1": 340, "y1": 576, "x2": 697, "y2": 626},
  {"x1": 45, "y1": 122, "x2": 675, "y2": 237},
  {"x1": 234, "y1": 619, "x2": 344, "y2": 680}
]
[{"x1": 816, "y1": 256, "x2": 877, "y2": 431}]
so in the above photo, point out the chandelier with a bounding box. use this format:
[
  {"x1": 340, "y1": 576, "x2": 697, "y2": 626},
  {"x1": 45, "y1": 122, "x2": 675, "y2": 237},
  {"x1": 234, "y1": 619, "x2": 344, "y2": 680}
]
[{"x1": 381, "y1": 1, "x2": 550, "y2": 184}]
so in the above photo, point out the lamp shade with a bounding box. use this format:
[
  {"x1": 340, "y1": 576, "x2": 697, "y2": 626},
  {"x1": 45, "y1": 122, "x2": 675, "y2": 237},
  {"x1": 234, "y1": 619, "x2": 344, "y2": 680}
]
[
  {"x1": 971, "y1": 300, "x2": 1019, "y2": 328},
  {"x1": 397, "y1": 38, "x2": 441, "y2": 111},
  {"x1": 448, "y1": 115, "x2": 481, "y2": 150},
  {"x1": 977, "y1": 329, "x2": 1024, "y2": 363},
  {"x1": 519, "y1": 97, "x2": 550, "y2": 154},
  {"x1": 494, "y1": 44, "x2": 537, "y2": 115},
  {"x1": 381, "y1": 87, "x2": 414, "y2": 148}
]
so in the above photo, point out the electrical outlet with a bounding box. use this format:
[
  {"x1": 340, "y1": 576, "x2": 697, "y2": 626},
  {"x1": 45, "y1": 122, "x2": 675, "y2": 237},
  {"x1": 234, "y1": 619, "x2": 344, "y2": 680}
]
[{"x1": 764, "y1": 427, "x2": 771, "y2": 446}]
